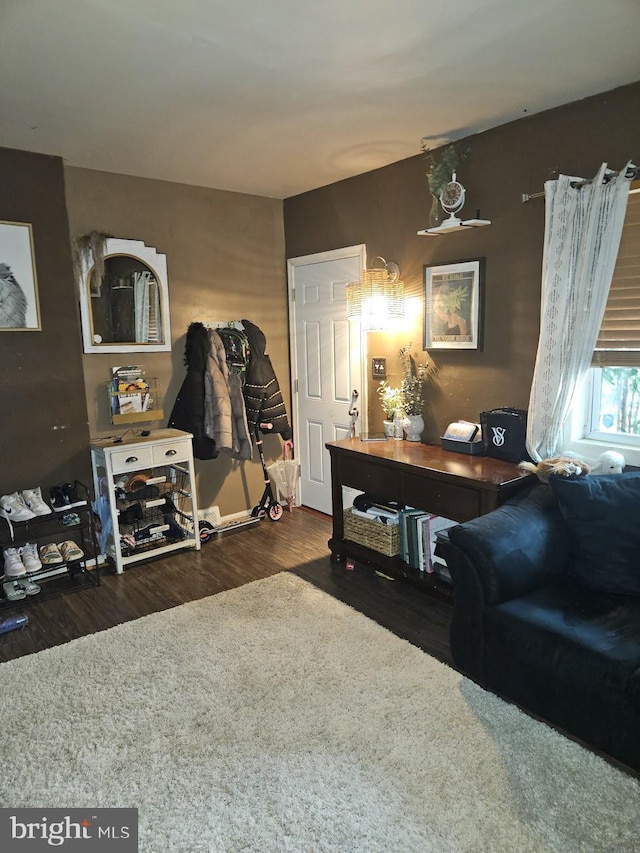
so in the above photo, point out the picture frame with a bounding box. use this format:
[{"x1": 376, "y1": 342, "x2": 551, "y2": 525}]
[
  {"x1": 424, "y1": 257, "x2": 484, "y2": 350},
  {"x1": 0, "y1": 220, "x2": 41, "y2": 330}
]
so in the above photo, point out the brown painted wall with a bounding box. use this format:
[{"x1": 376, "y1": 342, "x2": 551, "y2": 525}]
[
  {"x1": 2, "y1": 81, "x2": 637, "y2": 512},
  {"x1": 284, "y1": 82, "x2": 640, "y2": 442},
  {"x1": 0, "y1": 147, "x2": 91, "y2": 494},
  {"x1": 63, "y1": 168, "x2": 288, "y2": 516}
]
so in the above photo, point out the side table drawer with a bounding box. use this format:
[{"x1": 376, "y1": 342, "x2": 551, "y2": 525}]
[
  {"x1": 109, "y1": 446, "x2": 154, "y2": 474},
  {"x1": 340, "y1": 455, "x2": 401, "y2": 498},
  {"x1": 401, "y1": 472, "x2": 480, "y2": 521},
  {"x1": 152, "y1": 440, "x2": 191, "y2": 466}
]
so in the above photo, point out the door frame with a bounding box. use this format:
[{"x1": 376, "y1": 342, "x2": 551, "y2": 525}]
[{"x1": 287, "y1": 244, "x2": 368, "y2": 507}]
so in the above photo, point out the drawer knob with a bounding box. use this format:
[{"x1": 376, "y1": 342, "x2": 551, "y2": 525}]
[
  {"x1": 165, "y1": 449, "x2": 177, "y2": 456},
  {"x1": 125, "y1": 456, "x2": 138, "y2": 464}
]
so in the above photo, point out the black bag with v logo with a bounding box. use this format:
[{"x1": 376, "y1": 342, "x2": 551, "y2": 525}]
[{"x1": 480, "y1": 407, "x2": 529, "y2": 463}]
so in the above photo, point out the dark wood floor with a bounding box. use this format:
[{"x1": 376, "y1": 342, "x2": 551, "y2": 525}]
[{"x1": 0, "y1": 508, "x2": 453, "y2": 665}]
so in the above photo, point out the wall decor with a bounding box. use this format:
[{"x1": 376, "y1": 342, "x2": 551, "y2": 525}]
[
  {"x1": 78, "y1": 238, "x2": 171, "y2": 354},
  {"x1": 0, "y1": 220, "x2": 41, "y2": 330},
  {"x1": 424, "y1": 258, "x2": 484, "y2": 350}
]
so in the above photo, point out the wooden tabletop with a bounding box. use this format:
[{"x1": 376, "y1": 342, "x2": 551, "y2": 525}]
[{"x1": 326, "y1": 437, "x2": 531, "y2": 488}]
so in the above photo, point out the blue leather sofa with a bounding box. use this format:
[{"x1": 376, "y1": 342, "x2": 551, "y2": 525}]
[{"x1": 441, "y1": 479, "x2": 640, "y2": 772}]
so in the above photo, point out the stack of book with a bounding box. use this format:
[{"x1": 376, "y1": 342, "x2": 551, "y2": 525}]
[{"x1": 398, "y1": 508, "x2": 457, "y2": 577}]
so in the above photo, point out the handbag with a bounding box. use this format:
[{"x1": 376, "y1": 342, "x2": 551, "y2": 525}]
[{"x1": 479, "y1": 407, "x2": 529, "y2": 463}]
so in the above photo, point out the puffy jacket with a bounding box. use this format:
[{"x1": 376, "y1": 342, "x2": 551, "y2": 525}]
[
  {"x1": 241, "y1": 319, "x2": 292, "y2": 441},
  {"x1": 168, "y1": 322, "x2": 217, "y2": 459}
]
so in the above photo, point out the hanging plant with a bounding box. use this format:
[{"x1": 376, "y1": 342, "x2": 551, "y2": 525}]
[{"x1": 421, "y1": 142, "x2": 470, "y2": 196}]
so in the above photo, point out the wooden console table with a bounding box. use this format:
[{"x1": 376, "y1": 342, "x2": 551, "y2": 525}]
[{"x1": 327, "y1": 438, "x2": 532, "y2": 588}]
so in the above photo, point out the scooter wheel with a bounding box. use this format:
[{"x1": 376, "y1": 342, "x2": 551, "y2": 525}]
[
  {"x1": 268, "y1": 503, "x2": 284, "y2": 521},
  {"x1": 199, "y1": 521, "x2": 215, "y2": 543}
]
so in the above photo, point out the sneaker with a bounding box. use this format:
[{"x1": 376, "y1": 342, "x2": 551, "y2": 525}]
[
  {"x1": 3, "y1": 580, "x2": 26, "y2": 601},
  {"x1": 61, "y1": 512, "x2": 81, "y2": 526},
  {"x1": 39, "y1": 542, "x2": 64, "y2": 565},
  {"x1": 61, "y1": 483, "x2": 86, "y2": 509},
  {"x1": 22, "y1": 486, "x2": 52, "y2": 516},
  {"x1": 3, "y1": 548, "x2": 26, "y2": 578},
  {"x1": 0, "y1": 492, "x2": 36, "y2": 522},
  {"x1": 49, "y1": 486, "x2": 71, "y2": 512},
  {"x1": 19, "y1": 543, "x2": 42, "y2": 574},
  {"x1": 60, "y1": 540, "x2": 84, "y2": 562}
]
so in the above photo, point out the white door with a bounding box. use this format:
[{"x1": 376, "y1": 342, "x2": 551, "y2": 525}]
[{"x1": 288, "y1": 245, "x2": 366, "y2": 515}]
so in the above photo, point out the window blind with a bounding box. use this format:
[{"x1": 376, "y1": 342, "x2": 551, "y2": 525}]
[{"x1": 593, "y1": 181, "x2": 640, "y2": 367}]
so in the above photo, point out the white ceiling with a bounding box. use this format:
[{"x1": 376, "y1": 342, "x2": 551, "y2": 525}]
[{"x1": 1, "y1": 0, "x2": 638, "y2": 199}]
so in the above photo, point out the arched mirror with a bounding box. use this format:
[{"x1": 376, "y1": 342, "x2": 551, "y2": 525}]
[{"x1": 78, "y1": 238, "x2": 172, "y2": 353}]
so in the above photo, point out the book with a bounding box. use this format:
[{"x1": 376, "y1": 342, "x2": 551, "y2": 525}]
[
  {"x1": 110, "y1": 365, "x2": 150, "y2": 415},
  {"x1": 424, "y1": 516, "x2": 458, "y2": 573},
  {"x1": 416, "y1": 513, "x2": 433, "y2": 572},
  {"x1": 401, "y1": 509, "x2": 428, "y2": 567}
]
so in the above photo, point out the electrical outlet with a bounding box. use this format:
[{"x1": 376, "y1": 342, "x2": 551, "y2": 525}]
[{"x1": 372, "y1": 357, "x2": 386, "y2": 379}]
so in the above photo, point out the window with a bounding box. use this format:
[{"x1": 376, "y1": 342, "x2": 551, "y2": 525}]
[
  {"x1": 588, "y1": 367, "x2": 640, "y2": 442},
  {"x1": 568, "y1": 181, "x2": 640, "y2": 460}
]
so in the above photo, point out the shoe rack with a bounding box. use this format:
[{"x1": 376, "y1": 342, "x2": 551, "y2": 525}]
[
  {"x1": 0, "y1": 482, "x2": 100, "y2": 608},
  {"x1": 90, "y1": 428, "x2": 200, "y2": 575}
]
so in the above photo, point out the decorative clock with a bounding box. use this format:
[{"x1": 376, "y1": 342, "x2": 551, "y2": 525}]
[{"x1": 439, "y1": 172, "x2": 466, "y2": 226}]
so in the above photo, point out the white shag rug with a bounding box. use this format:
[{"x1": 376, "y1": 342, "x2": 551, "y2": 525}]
[{"x1": 0, "y1": 572, "x2": 638, "y2": 852}]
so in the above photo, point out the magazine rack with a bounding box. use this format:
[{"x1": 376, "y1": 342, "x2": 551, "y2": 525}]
[{"x1": 107, "y1": 376, "x2": 162, "y2": 424}]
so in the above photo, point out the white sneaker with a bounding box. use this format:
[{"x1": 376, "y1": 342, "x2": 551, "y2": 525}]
[
  {"x1": 3, "y1": 548, "x2": 26, "y2": 578},
  {"x1": 19, "y1": 543, "x2": 42, "y2": 574},
  {"x1": 22, "y1": 486, "x2": 52, "y2": 516},
  {"x1": 0, "y1": 492, "x2": 36, "y2": 522}
]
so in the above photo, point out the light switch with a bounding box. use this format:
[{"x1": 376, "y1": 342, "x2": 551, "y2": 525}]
[{"x1": 372, "y1": 357, "x2": 386, "y2": 379}]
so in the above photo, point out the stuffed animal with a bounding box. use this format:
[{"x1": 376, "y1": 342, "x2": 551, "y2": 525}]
[
  {"x1": 517, "y1": 456, "x2": 592, "y2": 483},
  {"x1": 591, "y1": 450, "x2": 626, "y2": 474}
]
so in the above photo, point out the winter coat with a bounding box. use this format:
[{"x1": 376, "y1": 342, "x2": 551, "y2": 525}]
[
  {"x1": 241, "y1": 319, "x2": 292, "y2": 441},
  {"x1": 204, "y1": 328, "x2": 233, "y2": 451},
  {"x1": 228, "y1": 371, "x2": 252, "y2": 460},
  {"x1": 168, "y1": 322, "x2": 217, "y2": 460}
]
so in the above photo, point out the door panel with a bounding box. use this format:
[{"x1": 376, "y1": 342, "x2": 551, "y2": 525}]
[{"x1": 288, "y1": 247, "x2": 365, "y2": 514}]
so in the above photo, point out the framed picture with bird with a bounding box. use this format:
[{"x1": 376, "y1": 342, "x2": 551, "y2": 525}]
[{"x1": 0, "y1": 220, "x2": 41, "y2": 331}]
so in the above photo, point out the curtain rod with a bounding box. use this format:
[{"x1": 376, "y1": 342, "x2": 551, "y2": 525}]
[{"x1": 521, "y1": 163, "x2": 638, "y2": 203}]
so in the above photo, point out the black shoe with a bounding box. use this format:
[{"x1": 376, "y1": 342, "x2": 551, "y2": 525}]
[
  {"x1": 119, "y1": 503, "x2": 143, "y2": 525},
  {"x1": 163, "y1": 513, "x2": 186, "y2": 541},
  {"x1": 62, "y1": 482, "x2": 86, "y2": 508},
  {"x1": 127, "y1": 484, "x2": 160, "y2": 501},
  {"x1": 50, "y1": 485, "x2": 71, "y2": 512}
]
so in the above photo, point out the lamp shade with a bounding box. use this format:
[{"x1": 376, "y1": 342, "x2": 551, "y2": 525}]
[{"x1": 346, "y1": 262, "x2": 404, "y2": 331}]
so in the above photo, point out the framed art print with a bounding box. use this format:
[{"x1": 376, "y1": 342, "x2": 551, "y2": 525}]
[
  {"x1": 0, "y1": 220, "x2": 41, "y2": 330},
  {"x1": 424, "y1": 258, "x2": 484, "y2": 350}
]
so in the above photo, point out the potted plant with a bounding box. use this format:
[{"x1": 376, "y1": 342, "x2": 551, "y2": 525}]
[
  {"x1": 377, "y1": 381, "x2": 404, "y2": 438},
  {"x1": 399, "y1": 344, "x2": 429, "y2": 441}
]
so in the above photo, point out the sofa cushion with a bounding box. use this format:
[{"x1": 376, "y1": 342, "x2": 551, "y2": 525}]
[
  {"x1": 486, "y1": 578, "x2": 640, "y2": 707},
  {"x1": 549, "y1": 472, "x2": 640, "y2": 595},
  {"x1": 447, "y1": 484, "x2": 568, "y2": 605}
]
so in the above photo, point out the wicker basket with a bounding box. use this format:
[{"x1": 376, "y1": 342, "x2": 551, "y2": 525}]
[{"x1": 343, "y1": 508, "x2": 399, "y2": 557}]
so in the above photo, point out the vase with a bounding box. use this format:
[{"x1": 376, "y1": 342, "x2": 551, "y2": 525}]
[
  {"x1": 392, "y1": 416, "x2": 404, "y2": 440},
  {"x1": 429, "y1": 193, "x2": 442, "y2": 228},
  {"x1": 383, "y1": 419, "x2": 395, "y2": 438},
  {"x1": 403, "y1": 414, "x2": 424, "y2": 442}
]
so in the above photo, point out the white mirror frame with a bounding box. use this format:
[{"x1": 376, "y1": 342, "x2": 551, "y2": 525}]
[{"x1": 78, "y1": 238, "x2": 172, "y2": 354}]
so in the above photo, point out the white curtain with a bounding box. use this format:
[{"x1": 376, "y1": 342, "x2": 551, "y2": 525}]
[
  {"x1": 526, "y1": 162, "x2": 633, "y2": 461},
  {"x1": 134, "y1": 273, "x2": 151, "y2": 343}
]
